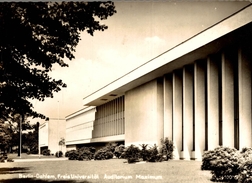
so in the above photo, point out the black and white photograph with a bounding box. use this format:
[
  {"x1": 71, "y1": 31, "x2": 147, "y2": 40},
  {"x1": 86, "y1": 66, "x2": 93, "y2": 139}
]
[{"x1": 0, "y1": 1, "x2": 252, "y2": 182}]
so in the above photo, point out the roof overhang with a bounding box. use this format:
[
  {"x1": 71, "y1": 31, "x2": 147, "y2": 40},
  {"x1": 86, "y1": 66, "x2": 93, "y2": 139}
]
[
  {"x1": 83, "y1": 5, "x2": 252, "y2": 106},
  {"x1": 65, "y1": 106, "x2": 96, "y2": 120}
]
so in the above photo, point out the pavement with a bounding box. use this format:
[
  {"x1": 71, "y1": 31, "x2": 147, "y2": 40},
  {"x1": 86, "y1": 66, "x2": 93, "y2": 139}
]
[
  {"x1": 7, "y1": 153, "x2": 68, "y2": 162},
  {"x1": 12, "y1": 157, "x2": 68, "y2": 162}
]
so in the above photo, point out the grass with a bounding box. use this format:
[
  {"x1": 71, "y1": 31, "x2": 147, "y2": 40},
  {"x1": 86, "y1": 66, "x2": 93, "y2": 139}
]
[{"x1": 0, "y1": 158, "x2": 213, "y2": 183}]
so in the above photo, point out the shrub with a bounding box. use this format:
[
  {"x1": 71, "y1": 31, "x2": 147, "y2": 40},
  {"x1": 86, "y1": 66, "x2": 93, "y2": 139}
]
[
  {"x1": 94, "y1": 146, "x2": 114, "y2": 160},
  {"x1": 55, "y1": 151, "x2": 63, "y2": 158},
  {"x1": 78, "y1": 147, "x2": 96, "y2": 159},
  {"x1": 240, "y1": 147, "x2": 252, "y2": 161},
  {"x1": 88, "y1": 147, "x2": 96, "y2": 155},
  {"x1": 105, "y1": 143, "x2": 118, "y2": 153},
  {"x1": 201, "y1": 150, "x2": 216, "y2": 170},
  {"x1": 237, "y1": 148, "x2": 252, "y2": 183},
  {"x1": 146, "y1": 144, "x2": 163, "y2": 162},
  {"x1": 0, "y1": 153, "x2": 7, "y2": 160},
  {"x1": 42, "y1": 149, "x2": 51, "y2": 156},
  {"x1": 238, "y1": 160, "x2": 252, "y2": 183},
  {"x1": 139, "y1": 144, "x2": 149, "y2": 161},
  {"x1": 114, "y1": 144, "x2": 125, "y2": 158},
  {"x1": 7, "y1": 158, "x2": 14, "y2": 162},
  {"x1": 0, "y1": 158, "x2": 5, "y2": 163},
  {"x1": 65, "y1": 147, "x2": 95, "y2": 161},
  {"x1": 77, "y1": 149, "x2": 93, "y2": 161},
  {"x1": 0, "y1": 153, "x2": 7, "y2": 163},
  {"x1": 124, "y1": 144, "x2": 140, "y2": 163},
  {"x1": 66, "y1": 150, "x2": 79, "y2": 160},
  {"x1": 160, "y1": 137, "x2": 174, "y2": 161},
  {"x1": 65, "y1": 150, "x2": 75, "y2": 158},
  {"x1": 202, "y1": 146, "x2": 243, "y2": 182}
]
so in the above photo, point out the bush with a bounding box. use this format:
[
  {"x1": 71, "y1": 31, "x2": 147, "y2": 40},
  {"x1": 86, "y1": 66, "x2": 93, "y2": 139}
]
[
  {"x1": 77, "y1": 149, "x2": 93, "y2": 161},
  {"x1": 42, "y1": 149, "x2": 51, "y2": 156},
  {"x1": 201, "y1": 146, "x2": 252, "y2": 182},
  {"x1": 139, "y1": 144, "x2": 149, "y2": 161},
  {"x1": 55, "y1": 151, "x2": 63, "y2": 158},
  {"x1": 114, "y1": 144, "x2": 125, "y2": 158},
  {"x1": 66, "y1": 147, "x2": 95, "y2": 161},
  {"x1": 124, "y1": 144, "x2": 140, "y2": 163},
  {"x1": 0, "y1": 158, "x2": 5, "y2": 163},
  {"x1": 7, "y1": 158, "x2": 14, "y2": 162},
  {"x1": 201, "y1": 150, "x2": 217, "y2": 171},
  {"x1": 238, "y1": 160, "x2": 252, "y2": 183},
  {"x1": 65, "y1": 150, "x2": 74, "y2": 158},
  {"x1": 202, "y1": 146, "x2": 243, "y2": 182},
  {"x1": 146, "y1": 144, "x2": 163, "y2": 162},
  {"x1": 237, "y1": 148, "x2": 252, "y2": 183},
  {"x1": 160, "y1": 137, "x2": 174, "y2": 161},
  {"x1": 0, "y1": 153, "x2": 7, "y2": 160},
  {"x1": 66, "y1": 150, "x2": 79, "y2": 160},
  {"x1": 105, "y1": 143, "x2": 118, "y2": 153},
  {"x1": 240, "y1": 147, "x2": 252, "y2": 161},
  {"x1": 139, "y1": 144, "x2": 161, "y2": 162},
  {"x1": 94, "y1": 146, "x2": 114, "y2": 160}
]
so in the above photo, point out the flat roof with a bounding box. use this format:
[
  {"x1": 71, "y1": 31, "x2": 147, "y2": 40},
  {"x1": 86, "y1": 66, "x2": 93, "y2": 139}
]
[{"x1": 83, "y1": 4, "x2": 252, "y2": 107}]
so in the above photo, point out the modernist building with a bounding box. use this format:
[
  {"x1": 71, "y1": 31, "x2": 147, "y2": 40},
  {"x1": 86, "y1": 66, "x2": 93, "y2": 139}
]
[
  {"x1": 66, "y1": 5, "x2": 252, "y2": 160},
  {"x1": 39, "y1": 118, "x2": 66, "y2": 155}
]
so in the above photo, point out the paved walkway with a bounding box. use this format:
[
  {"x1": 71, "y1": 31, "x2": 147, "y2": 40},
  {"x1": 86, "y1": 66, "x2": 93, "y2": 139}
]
[
  {"x1": 12, "y1": 157, "x2": 68, "y2": 162},
  {"x1": 7, "y1": 153, "x2": 68, "y2": 162}
]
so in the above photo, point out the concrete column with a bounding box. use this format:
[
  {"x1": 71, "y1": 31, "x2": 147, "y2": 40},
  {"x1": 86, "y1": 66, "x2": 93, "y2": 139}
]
[
  {"x1": 238, "y1": 46, "x2": 252, "y2": 149},
  {"x1": 207, "y1": 55, "x2": 219, "y2": 150},
  {"x1": 105, "y1": 104, "x2": 108, "y2": 137},
  {"x1": 157, "y1": 78, "x2": 164, "y2": 148},
  {"x1": 221, "y1": 51, "x2": 235, "y2": 147},
  {"x1": 121, "y1": 97, "x2": 124, "y2": 134},
  {"x1": 113, "y1": 100, "x2": 115, "y2": 136},
  {"x1": 193, "y1": 60, "x2": 206, "y2": 160},
  {"x1": 182, "y1": 65, "x2": 194, "y2": 160},
  {"x1": 108, "y1": 102, "x2": 111, "y2": 136},
  {"x1": 163, "y1": 74, "x2": 173, "y2": 140},
  {"x1": 172, "y1": 70, "x2": 183, "y2": 159}
]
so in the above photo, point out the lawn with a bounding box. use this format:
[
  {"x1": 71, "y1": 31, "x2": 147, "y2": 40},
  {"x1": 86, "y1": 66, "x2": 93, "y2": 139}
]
[{"x1": 0, "y1": 158, "x2": 213, "y2": 183}]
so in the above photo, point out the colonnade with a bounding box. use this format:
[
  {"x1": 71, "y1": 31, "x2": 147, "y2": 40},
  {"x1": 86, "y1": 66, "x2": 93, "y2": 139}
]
[{"x1": 163, "y1": 45, "x2": 252, "y2": 160}]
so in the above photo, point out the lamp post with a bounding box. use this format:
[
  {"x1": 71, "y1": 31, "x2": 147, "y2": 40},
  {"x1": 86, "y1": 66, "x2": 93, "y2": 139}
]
[
  {"x1": 18, "y1": 115, "x2": 22, "y2": 158},
  {"x1": 37, "y1": 122, "x2": 40, "y2": 158},
  {"x1": 58, "y1": 100, "x2": 60, "y2": 153}
]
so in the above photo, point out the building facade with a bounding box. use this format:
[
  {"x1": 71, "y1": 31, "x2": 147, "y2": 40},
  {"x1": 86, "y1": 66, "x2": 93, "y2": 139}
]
[
  {"x1": 66, "y1": 5, "x2": 252, "y2": 160},
  {"x1": 39, "y1": 119, "x2": 66, "y2": 155},
  {"x1": 65, "y1": 98, "x2": 125, "y2": 151}
]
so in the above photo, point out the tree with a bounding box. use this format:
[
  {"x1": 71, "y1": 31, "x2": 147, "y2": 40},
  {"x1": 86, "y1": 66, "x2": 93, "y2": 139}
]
[
  {"x1": 5, "y1": 114, "x2": 33, "y2": 155},
  {"x1": 58, "y1": 137, "x2": 65, "y2": 151},
  {"x1": 23, "y1": 122, "x2": 39, "y2": 154},
  {"x1": 0, "y1": 122, "x2": 12, "y2": 152},
  {"x1": 0, "y1": 2, "x2": 116, "y2": 120}
]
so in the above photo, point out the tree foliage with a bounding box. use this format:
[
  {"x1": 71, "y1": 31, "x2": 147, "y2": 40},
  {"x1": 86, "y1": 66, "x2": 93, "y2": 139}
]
[
  {"x1": 23, "y1": 122, "x2": 39, "y2": 154},
  {"x1": 0, "y1": 122, "x2": 12, "y2": 152},
  {"x1": 0, "y1": 2, "x2": 116, "y2": 120},
  {"x1": 0, "y1": 114, "x2": 33, "y2": 152}
]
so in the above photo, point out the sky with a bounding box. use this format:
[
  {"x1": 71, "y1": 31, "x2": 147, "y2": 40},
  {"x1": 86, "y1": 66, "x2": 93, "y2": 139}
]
[{"x1": 31, "y1": 1, "x2": 251, "y2": 123}]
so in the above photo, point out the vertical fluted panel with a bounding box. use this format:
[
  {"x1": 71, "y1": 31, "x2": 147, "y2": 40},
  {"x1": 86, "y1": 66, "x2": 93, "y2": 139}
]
[{"x1": 93, "y1": 96, "x2": 125, "y2": 138}]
